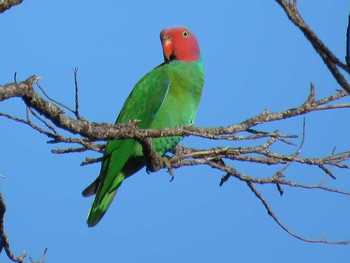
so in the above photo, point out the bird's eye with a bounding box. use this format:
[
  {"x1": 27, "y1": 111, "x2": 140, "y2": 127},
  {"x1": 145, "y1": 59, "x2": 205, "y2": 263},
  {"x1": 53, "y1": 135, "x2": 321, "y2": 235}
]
[{"x1": 182, "y1": 30, "x2": 189, "y2": 38}]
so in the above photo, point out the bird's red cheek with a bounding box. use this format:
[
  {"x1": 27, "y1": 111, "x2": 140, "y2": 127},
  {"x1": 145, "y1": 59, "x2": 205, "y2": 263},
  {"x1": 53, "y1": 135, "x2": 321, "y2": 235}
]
[{"x1": 162, "y1": 38, "x2": 173, "y2": 60}]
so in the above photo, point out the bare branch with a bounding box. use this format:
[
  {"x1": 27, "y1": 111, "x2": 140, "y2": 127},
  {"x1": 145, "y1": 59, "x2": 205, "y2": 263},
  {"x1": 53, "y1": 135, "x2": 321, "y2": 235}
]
[
  {"x1": 347, "y1": 13, "x2": 350, "y2": 66},
  {"x1": 81, "y1": 156, "x2": 103, "y2": 166},
  {"x1": 0, "y1": 194, "x2": 27, "y2": 263},
  {"x1": 1, "y1": 77, "x2": 349, "y2": 142},
  {"x1": 73, "y1": 68, "x2": 83, "y2": 120},
  {"x1": 275, "y1": 0, "x2": 350, "y2": 92},
  {"x1": 1, "y1": 71, "x2": 350, "y2": 246},
  {"x1": 30, "y1": 248, "x2": 47, "y2": 263},
  {"x1": 27, "y1": 107, "x2": 58, "y2": 137},
  {"x1": 0, "y1": 110, "x2": 55, "y2": 138},
  {"x1": 247, "y1": 181, "x2": 350, "y2": 245},
  {"x1": 1, "y1": 1, "x2": 350, "y2": 246},
  {"x1": 0, "y1": 0, "x2": 22, "y2": 13},
  {"x1": 36, "y1": 81, "x2": 75, "y2": 114}
]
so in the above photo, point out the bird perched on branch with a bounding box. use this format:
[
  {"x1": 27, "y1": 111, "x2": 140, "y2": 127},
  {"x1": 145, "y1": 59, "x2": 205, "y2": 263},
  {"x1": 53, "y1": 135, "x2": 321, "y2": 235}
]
[{"x1": 83, "y1": 26, "x2": 204, "y2": 227}]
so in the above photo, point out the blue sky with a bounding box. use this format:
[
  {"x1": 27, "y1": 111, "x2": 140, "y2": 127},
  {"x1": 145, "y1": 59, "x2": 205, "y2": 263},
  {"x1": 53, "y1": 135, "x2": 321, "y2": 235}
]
[{"x1": 1, "y1": 1, "x2": 350, "y2": 262}]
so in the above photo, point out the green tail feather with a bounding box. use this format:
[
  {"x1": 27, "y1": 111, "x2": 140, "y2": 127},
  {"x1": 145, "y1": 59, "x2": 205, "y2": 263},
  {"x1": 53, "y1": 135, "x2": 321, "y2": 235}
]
[
  {"x1": 87, "y1": 179, "x2": 123, "y2": 227},
  {"x1": 86, "y1": 173, "x2": 124, "y2": 227}
]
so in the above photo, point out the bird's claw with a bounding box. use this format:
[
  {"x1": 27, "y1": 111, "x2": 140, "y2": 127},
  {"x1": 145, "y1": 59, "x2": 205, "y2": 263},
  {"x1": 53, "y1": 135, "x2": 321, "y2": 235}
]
[{"x1": 162, "y1": 156, "x2": 175, "y2": 181}]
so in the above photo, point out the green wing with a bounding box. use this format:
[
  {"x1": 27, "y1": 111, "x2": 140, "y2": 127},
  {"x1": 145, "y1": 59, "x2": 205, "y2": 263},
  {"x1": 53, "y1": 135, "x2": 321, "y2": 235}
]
[
  {"x1": 86, "y1": 65, "x2": 170, "y2": 227},
  {"x1": 115, "y1": 65, "x2": 169, "y2": 127}
]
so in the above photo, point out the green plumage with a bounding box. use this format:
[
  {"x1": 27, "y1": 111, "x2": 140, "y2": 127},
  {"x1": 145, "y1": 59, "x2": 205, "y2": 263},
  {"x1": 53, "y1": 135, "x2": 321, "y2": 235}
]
[{"x1": 84, "y1": 59, "x2": 204, "y2": 227}]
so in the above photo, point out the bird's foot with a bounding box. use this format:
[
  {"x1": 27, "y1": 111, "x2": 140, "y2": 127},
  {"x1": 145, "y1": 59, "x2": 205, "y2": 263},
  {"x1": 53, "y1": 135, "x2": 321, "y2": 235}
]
[{"x1": 161, "y1": 156, "x2": 175, "y2": 182}]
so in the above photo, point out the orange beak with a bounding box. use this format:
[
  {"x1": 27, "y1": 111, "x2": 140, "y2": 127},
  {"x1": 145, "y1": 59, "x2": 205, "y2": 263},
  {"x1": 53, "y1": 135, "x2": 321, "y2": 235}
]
[{"x1": 162, "y1": 36, "x2": 173, "y2": 61}]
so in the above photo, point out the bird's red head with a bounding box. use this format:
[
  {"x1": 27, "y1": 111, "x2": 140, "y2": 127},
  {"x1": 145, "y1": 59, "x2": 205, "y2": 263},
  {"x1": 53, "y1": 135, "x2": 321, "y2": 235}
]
[{"x1": 160, "y1": 26, "x2": 200, "y2": 62}]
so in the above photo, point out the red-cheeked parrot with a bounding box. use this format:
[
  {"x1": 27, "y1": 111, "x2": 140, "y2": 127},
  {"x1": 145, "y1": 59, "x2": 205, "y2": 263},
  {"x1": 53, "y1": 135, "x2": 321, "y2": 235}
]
[{"x1": 83, "y1": 26, "x2": 204, "y2": 227}]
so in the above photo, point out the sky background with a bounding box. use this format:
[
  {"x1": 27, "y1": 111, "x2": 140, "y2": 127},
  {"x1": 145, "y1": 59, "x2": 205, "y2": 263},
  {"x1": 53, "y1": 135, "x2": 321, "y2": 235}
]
[{"x1": 1, "y1": 1, "x2": 350, "y2": 262}]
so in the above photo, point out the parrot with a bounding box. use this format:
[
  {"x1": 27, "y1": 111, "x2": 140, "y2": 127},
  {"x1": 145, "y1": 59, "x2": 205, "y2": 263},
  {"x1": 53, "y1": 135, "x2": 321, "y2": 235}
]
[{"x1": 82, "y1": 26, "x2": 204, "y2": 227}]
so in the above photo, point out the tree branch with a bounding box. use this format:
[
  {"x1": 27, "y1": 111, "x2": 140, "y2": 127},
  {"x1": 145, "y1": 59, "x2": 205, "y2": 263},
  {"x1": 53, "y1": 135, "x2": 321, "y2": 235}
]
[
  {"x1": 1, "y1": 77, "x2": 349, "y2": 142},
  {"x1": 1, "y1": 0, "x2": 350, "y2": 248},
  {"x1": 247, "y1": 182, "x2": 350, "y2": 245},
  {"x1": 0, "y1": 0, "x2": 23, "y2": 13},
  {"x1": 0, "y1": 193, "x2": 27, "y2": 263},
  {"x1": 275, "y1": 0, "x2": 350, "y2": 93}
]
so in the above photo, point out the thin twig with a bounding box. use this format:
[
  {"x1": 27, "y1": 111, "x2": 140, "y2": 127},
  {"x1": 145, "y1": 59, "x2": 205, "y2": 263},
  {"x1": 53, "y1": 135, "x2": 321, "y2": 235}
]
[
  {"x1": 28, "y1": 107, "x2": 59, "y2": 136},
  {"x1": 81, "y1": 157, "x2": 103, "y2": 166},
  {"x1": 273, "y1": 118, "x2": 306, "y2": 181},
  {"x1": 0, "y1": 111, "x2": 56, "y2": 138},
  {"x1": 73, "y1": 67, "x2": 82, "y2": 120},
  {"x1": 247, "y1": 181, "x2": 350, "y2": 244},
  {"x1": 346, "y1": 13, "x2": 350, "y2": 66},
  {"x1": 36, "y1": 81, "x2": 75, "y2": 114},
  {"x1": 30, "y1": 248, "x2": 47, "y2": 263}
]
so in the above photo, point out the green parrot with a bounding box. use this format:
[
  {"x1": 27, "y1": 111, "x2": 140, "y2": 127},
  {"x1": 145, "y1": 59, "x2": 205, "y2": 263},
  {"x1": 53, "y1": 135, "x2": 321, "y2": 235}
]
[{"x1": 83, "y1": 26, "x2": 204, "y2": 227}]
